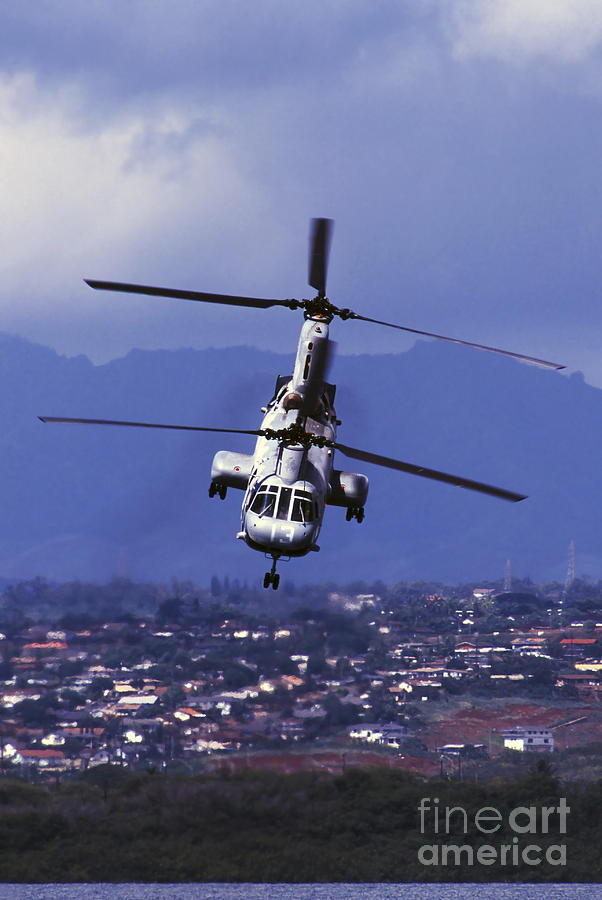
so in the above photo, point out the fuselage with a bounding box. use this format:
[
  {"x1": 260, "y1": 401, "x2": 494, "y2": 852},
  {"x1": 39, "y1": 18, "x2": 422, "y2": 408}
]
[
  {"x1": 241, "y1": 317, "x2": 337, "y2": 557},
  {"x1": 210, "y1": 313, "x2": 369, "y2": 561}
]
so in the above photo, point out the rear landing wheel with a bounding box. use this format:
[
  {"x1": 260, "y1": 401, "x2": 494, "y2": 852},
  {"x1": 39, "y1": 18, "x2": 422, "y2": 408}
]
[
  {"x1": 263, "y1": 572, "x2": 271, "y2": 589},
  {"x1": 272, "y1": 573, "x2": 280, "y2": 590},
  {"x1": 346, "y1": 506, "x2": 365, "y2": 522}
]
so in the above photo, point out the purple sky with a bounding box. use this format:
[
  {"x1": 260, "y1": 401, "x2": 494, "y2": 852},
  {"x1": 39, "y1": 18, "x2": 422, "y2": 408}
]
[{"x1": 1, "y1": 1, "x2": 601, "y2": 383}]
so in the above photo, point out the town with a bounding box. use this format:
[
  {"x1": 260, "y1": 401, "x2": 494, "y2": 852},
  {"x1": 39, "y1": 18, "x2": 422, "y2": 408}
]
[{"x1": 0, "y1": 574, "x2": 600, "y2": 781}]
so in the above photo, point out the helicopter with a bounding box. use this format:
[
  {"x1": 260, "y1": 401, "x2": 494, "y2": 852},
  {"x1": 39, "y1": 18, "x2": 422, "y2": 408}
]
[{"x1": 40, "y1": 219, "x2": 564, "y2": 589}]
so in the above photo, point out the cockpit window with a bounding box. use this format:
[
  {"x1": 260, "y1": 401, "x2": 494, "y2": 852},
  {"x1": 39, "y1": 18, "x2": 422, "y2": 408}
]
[
  {"x1": 277, "y1": 487, "x2": 292, "y2": 520},
  {"x1": 250, "y1": 485, "x2": 315, "y2": 522},
  {"x1": 250, "y1": 490, "x2": 276, "y2": 517},
  {"x1": 291, "y1": 497, "x2": 314, "y2": 523},
  {"x1": 291, "y1": 489, "x2": 315, "y2": 523}
]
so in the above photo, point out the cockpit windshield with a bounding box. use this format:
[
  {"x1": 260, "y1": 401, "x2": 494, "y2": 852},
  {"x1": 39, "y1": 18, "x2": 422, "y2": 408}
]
[
  {"x1": 291, "y1": 490, "x2": 314, "y2": 523},
  {"x1": 250, "y1": 485, "x2": 278, "y2": 517},
  {"x1": 277, "y1": 487, "x2": 292, "y2": 519},
  {"x1": 250, "y1": 485, "x2": 315, "y2": 522}
]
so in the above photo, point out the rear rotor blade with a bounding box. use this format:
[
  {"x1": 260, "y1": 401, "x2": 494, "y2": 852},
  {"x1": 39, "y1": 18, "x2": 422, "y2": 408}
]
[
  {"x1": 308, "y1": 218, "x2": 333, "y2": 296},
  {"x1": 85, "y1": 279, "x2": 297, "y2": 311},
  {"x1": 334, "y1": 441, "x2": 526, "y2": 502},
  {"x1": 39, "y1": 416, "x2": 262, "y2": 436},
  {"x1": 347, "y1": 313, "x2": 564, "y2": 370}
]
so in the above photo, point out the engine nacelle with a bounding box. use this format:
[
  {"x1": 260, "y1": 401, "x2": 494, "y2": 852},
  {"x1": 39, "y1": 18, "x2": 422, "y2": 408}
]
[
  {"x1": 211, "y1": 451, "x2": 254, "y2": 490},
  {"x1": 327, "y1": 469, "x2": 369, "y2": 508}
]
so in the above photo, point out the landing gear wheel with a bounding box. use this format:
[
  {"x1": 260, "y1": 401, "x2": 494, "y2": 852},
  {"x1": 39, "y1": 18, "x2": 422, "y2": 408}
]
[
  {"x1": 218, "y1": 485, "x2": 227, "y2": 500},
  {"x1": 208, "y1": 482, "x2": 217, "y2": 498},
  {"x1": 346, "y1": 506, "x2": 365, "y2": 522},
  {"x1": 264, "y1": 555, "x2": 281, "y2": 590}
]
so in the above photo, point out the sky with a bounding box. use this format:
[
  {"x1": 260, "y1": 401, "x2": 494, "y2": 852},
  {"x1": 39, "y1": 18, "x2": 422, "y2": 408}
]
[{"x1": 2, "y1": 1, "x2": 602, "y2": 384}]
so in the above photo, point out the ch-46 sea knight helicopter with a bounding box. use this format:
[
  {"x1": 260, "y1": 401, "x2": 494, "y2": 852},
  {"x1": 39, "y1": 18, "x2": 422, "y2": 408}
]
[{"x1": 40, "y1": 219, "x2": 564, "y2": 589}]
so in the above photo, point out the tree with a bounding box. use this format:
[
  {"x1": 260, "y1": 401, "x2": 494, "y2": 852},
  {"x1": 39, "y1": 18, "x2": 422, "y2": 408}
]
[
  {"x1": 306, "y1": 652, "x2": 328, "y2": 677},
  {"x1": 524, "y1": 757, "x2": 560, "y2": 795},
  {"x1": 161, "y1": 685, "x2": 186, "y2": 711},
  {"x1": 399, "y1": 736, "x2": 428, "y2": 757},
  {"x1": 60, "y1": 689, "x2": 83, "y2": 710},
  {"x1": 223, "y1": 664, "x2": 257, "y2": 689},
  {"x1": 367, "y1": 686, "x2": 398, "y2": 722},
  {"x1": 322, "y1": 693, "x2": 359, "y2": 727},
  {"x1": 156, "y1": 598, "x2": 183, "y2": 624}
]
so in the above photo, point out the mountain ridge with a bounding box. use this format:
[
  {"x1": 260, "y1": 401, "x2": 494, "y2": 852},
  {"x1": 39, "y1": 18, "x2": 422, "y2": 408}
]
[{"x1": 0, "y1": 331, "x2": 596, "y2": 586}]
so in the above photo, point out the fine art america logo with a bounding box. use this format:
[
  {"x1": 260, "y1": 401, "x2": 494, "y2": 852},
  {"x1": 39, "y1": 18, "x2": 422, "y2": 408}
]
[{"x1": 417, "y1": 797, "x2": 569, "y2": 867}]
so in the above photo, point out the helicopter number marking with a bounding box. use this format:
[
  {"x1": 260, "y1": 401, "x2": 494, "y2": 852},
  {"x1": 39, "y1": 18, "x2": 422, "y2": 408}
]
[{"x1": 271, "y1": 523, "x2": 295, "y2": 543}]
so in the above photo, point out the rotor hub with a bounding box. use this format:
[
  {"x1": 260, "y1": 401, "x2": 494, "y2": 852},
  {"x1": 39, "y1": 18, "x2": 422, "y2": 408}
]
[
  {"x1": 301, "y1": 295, "x2": 353, "y2": 322},
  {"x1": 262, "y1": 422, "x2": 333, "y2": 449}
]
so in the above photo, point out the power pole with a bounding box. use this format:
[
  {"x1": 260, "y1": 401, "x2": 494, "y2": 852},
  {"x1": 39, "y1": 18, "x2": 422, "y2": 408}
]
[
  {"x1": 504, "y1": 559, "x2": 511, "y2": 593},
  {"x1": 565, "y1": 540, "x2": 576, "y2": 591}
]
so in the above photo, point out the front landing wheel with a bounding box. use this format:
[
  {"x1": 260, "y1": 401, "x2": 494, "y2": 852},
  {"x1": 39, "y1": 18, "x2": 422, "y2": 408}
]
[{"x1": 263, "y1": 557, "x2": 281, "y2": 590}]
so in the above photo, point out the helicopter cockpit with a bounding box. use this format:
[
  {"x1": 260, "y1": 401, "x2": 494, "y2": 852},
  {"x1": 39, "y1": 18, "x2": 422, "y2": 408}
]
[
  {"x1": 249, "y1": 484, "x2": 318, "y2": 524},
  {"x1": 243, "y1": 481, "x2": 321, "y2": 556}
]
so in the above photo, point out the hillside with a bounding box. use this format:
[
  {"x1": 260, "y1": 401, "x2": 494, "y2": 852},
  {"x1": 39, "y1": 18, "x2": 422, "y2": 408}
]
[{"x1": 0, "y1": 332, "x2": 597, "y2": 585}]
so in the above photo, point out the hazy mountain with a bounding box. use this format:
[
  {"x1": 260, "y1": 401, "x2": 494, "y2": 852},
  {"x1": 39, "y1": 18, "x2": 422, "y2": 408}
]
[{"x1": 0, "y1": 331, "x2": 597, "y2": 587}]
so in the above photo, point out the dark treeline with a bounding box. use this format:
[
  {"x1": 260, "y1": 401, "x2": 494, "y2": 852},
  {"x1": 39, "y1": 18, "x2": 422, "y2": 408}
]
[
  {"x1": 1, "y1": 574, "x2": 602, "y2": 631},
  {"x1": 0, "y1": 762, "x2": 599, "y2": 882}
]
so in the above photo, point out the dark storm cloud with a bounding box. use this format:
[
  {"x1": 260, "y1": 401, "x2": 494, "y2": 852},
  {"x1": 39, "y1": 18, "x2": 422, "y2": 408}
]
[
  {"x1": 0, "y1": 1, "x2": 431, "y2": 105},
  {"x1": 2, "y1": 1, "x2": 602, "y2": 385}
]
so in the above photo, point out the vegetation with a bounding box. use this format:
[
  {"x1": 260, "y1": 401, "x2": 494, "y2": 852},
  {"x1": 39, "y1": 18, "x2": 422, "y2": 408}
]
[
  {"x1": 0, "y1": 764, "x2": 598, "y2": 882},
  {"x1": 2, "y1": 572, "x2": 602, "y2": 634}
]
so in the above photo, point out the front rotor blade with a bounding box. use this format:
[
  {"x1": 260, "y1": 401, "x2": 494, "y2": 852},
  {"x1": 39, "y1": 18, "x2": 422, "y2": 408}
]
[
  {"x1": 334, "y1": 442, "x2": 526, "y2": 502},
  {"x1": 39, "y1": 416, "x2": 262, "y2": 436},
  {"x1": 308, "y1": 218, "x2": 333, "y2": 296},
  {"x1": 348, "y1": 313, "x2": 564, "y2": 370},
  {"x1": 85, "y1": 279, "x2": 297, "y2": 311}
]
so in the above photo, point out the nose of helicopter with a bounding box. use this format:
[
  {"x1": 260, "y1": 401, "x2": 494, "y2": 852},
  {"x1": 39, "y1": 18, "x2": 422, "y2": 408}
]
[
  {"x1": 243, "y1": 481, "x2": 320, "y2": 555},
  {"x1": 245, "y1": 514, "x2": 317, "y2": 553}
]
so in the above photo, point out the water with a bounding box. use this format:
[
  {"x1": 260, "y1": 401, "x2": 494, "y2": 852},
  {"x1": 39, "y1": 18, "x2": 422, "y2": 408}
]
[{"x1": 0, "y1": 885, "x2": 598, "y2": 900}]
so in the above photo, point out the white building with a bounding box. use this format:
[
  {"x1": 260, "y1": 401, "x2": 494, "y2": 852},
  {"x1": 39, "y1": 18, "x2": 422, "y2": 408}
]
[{"x1": 502, "y1": 726, "x2": 554, "y2": 752}]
